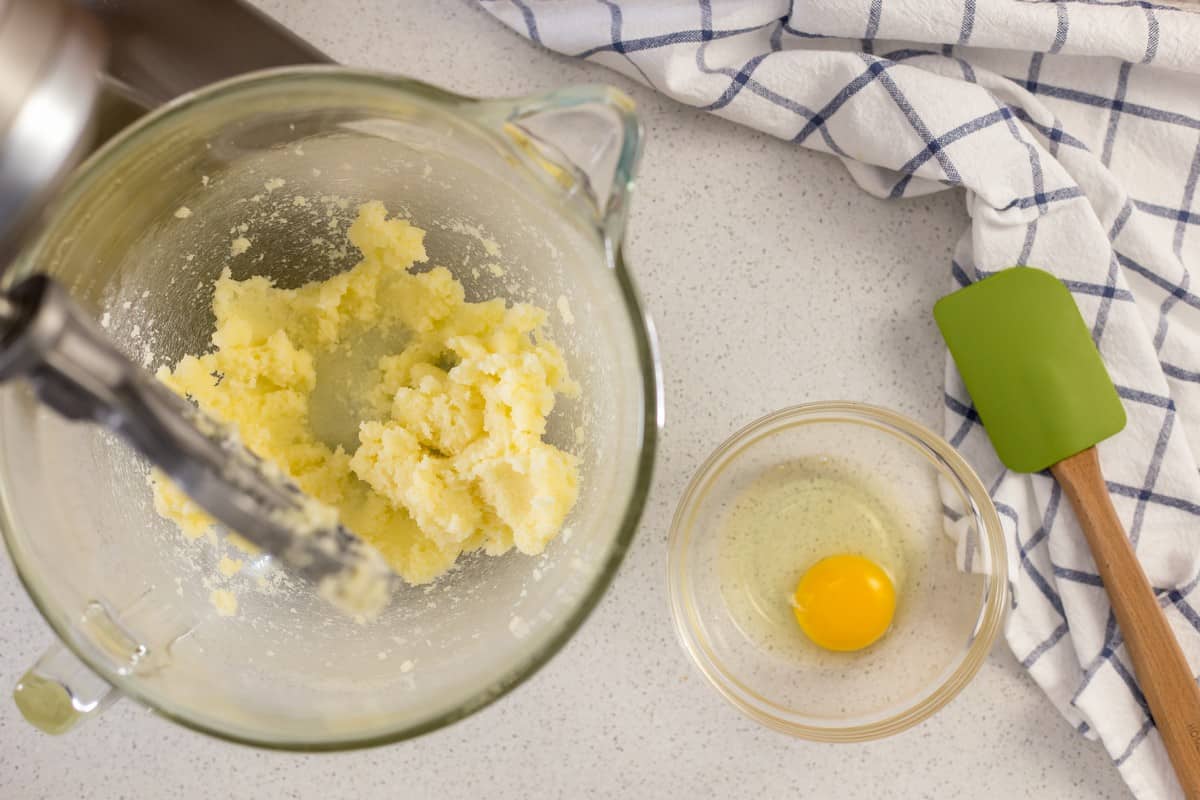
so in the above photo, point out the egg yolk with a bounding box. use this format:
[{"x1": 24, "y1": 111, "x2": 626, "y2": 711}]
[{"x1": 792, "y1": 554, "x2": 896, "y2": 652}]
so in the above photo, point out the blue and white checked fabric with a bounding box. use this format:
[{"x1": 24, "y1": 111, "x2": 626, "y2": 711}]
[{"x1": 483, "y1": 1, "x2": 1200, "y2": 797}]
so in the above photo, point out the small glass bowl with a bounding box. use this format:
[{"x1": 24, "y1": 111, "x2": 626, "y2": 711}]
[{"x1": 668, "y1": 402, "x2": 1007, "y2": 741}]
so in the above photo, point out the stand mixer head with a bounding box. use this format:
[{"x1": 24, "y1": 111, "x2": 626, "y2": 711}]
[
  {"x1": 0, "y1": 0, "x2": 106, "y2": 266},
  {"x1": 0, "y1": 0, "x2": 396, "y2": 617}
]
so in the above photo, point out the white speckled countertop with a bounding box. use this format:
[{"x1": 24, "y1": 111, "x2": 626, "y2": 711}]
[{"x1": 0, "y1": 2, "x2": 1134, "y2": 798}]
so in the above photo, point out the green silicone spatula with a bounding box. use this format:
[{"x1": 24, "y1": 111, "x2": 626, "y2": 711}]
[{"x1": 935, "y1": 266, "x2": 1200, "y2": 798}]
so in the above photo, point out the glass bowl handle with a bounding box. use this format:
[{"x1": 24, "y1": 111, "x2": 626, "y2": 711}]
[
  {"x1": 13, "y1": 641, "x2": 118, "y2": 734},
  {"x1": 475, "y1": 85, "x2": 644, "y2": 248}
]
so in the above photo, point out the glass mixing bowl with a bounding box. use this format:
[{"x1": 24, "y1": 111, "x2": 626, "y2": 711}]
[
  {"x1": 668, "y1": 403, "x2": 1007, "y2": 741},
  {"x1": 0, "y1": 67, "x2": 660, "y2": 748}
]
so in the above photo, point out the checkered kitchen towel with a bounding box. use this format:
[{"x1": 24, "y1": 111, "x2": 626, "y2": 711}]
[{"x1": 481, "y1": 0, "x2": 1200, "y2": 796}]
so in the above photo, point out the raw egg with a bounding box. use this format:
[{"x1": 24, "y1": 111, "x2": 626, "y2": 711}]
[{"x1": 792, "y1": 554, "x2": 896, "y2": 652}]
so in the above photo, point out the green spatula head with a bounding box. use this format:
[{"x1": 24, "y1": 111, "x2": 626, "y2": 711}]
[{"x1": 934, "y1": 266, "x2": 1126, "y2": 473}]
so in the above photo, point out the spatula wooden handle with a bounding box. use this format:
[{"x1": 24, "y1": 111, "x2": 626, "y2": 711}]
[{"x1": 1052, "y1": 446, "x2": 1200, "y2": 798}]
